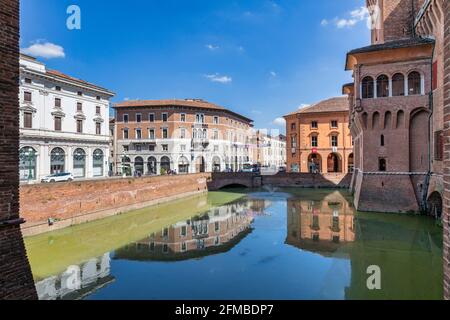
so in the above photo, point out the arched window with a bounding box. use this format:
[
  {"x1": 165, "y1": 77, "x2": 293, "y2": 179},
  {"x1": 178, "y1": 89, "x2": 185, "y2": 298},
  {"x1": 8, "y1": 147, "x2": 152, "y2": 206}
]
[
  {"x1": 147, "y1": 157, "x2": 157, "y2": 175},
  {"x1": 361, "y1": 76, "x2": 374, "y2": 99},
  {"x1": 178, "y1": 156, "x2": 190, "y2": 174},
  {"x1": 212, "y1": 156, "x2": 221, "y2": 172},
  {"x1": 19, "y1": 147, "x2": 37, "y2": 181},
  {"x1": 396, "y1": 110, "x2": 405, "y2": 128},
  {"x1": 161, "y1": 156, "x2": 171, "y2": 174},
  {"x1": 381, "y1": 135, "x2": 385, "y2": 146},
  {"x1": 51, "y1": 147, "x2": 65, "y2": 174},
  {"x1": 384, "y1": 111, "x2": 392, "y2": 129},
  {"x1": 73, "y1": 148, "x2": 86, "y2": 178},
  {"x1": 392, "y1": 73, "x2": 405, "y2": 96},
  {"x1": 408, "y1": 71, "x2": 421, "y2": 95},
  {"x1": 93, "y1": 149, "x2": 104, "y2": 177},
  {"x1": 372, "y1": 112, "x2": 380, "y2": 129},
  {"x1": 362, "y1": 112, "x2": 368, "y2": 128},
  {"x1": 376, "y1": 75, "x2": 389, "y2": 97},
  {"x1": 379, "y1": 158, "x2": 387, "y2": 172},
  {"x1": 134, "y1": 156, "x2": 144, "y2": 175}
]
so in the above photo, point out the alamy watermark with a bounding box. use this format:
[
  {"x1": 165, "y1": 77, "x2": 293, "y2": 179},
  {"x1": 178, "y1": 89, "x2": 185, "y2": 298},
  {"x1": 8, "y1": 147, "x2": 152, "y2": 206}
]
[
  {"x1": 366, "y1": 265, "x2": 382, "y2": 290},
  {"x1": 67, "y1": 5, "x2": 81, "y2": 30}
]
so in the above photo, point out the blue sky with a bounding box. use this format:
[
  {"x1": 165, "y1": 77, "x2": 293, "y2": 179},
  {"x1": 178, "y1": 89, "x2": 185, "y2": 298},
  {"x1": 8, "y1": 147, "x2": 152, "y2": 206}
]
[{"x1": 20, "y1": 0, "x2": 370, "y2": 131}]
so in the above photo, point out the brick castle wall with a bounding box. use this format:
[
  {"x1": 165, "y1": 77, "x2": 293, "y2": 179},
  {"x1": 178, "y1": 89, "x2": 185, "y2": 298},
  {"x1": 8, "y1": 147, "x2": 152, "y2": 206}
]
[
  {"x1": 443, "y1": 0, "x2": 450, "y2": 301},
  {"x1": 0, "y1": 0, "x2": 37, "y2": 299},
  {"x1": 20, "y1": 174, "x2": 210, "y2": 236}
]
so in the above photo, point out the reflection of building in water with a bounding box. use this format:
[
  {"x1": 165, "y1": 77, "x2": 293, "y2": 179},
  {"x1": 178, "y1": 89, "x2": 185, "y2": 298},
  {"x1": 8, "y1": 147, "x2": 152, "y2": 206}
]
[
  {"x1": 286, "y1": 191, "x2": 355, "y2": 255},
  {"x1": 35, "y1": 253, "x2": 113, "y2": 300},
  {"x1": 115, "y1": 200, "x2": 257, "y2": 261},
  {"x1": 249, "y1": 198, "x2": 272, "y2": 216}
]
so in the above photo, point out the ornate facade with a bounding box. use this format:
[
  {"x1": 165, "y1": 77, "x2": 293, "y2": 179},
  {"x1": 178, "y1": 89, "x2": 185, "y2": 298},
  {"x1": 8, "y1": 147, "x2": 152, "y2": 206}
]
[
  {"x1": 112, "y1": 99, "x2": 254, "y2": 175},
  {"x1": 19, "y1": 54, "x2": 115, "y2": 182}
]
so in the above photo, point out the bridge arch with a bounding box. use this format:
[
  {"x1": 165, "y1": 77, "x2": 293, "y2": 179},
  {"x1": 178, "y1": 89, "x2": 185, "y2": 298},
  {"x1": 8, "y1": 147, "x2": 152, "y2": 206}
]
[
  {"x1": 207, "y1": 173, "x2": 255, "y2": 190},
  {"x1": 427, "y1": 191, "x2": 443, "y2": 220}
]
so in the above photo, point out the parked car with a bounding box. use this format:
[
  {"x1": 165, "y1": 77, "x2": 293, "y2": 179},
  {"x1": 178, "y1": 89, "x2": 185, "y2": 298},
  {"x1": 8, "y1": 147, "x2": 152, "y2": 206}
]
[
  {"x1": 278, "y1": 166, "x2": 287, "y2": 173},
  {"x1": 41, "y1": 172, "x2": 74, "y2": 183},
  {"x1": 243, "y1": 162, "x2": 261, "y2": 174}
]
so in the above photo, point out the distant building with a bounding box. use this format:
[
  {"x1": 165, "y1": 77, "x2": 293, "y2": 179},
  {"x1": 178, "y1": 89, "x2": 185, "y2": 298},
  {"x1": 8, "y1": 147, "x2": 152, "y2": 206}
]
[
  {"x1": 112, "y1": 99, "x2": 254, "y2": 175},
  {"x1": 109, "y1": 118, "x2": 115, "y2": 174},
  {"x1": 284, "y1": 97, "x2": 353, "y2": 174},
  {"x1": 254, "y1": 130, "x2": 286, "y2": 169},
  {"x1": 18, "y1": 54, "x2": 115, "y2": 182}
]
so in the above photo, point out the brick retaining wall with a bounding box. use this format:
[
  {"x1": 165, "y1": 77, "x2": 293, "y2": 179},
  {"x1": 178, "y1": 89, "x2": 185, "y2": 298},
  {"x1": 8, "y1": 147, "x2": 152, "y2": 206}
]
[
  {"x1": 20, "y1": 174, "x2": 211, "y2": 236},
  {"x1": 0, "y1": 0, "x2": 37, "y2": 299}
]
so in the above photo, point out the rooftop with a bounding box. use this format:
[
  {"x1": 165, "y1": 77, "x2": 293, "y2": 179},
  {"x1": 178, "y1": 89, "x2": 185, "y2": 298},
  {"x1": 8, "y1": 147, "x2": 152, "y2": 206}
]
[
  {"x1": 113, "y1": 99, "x2": 253, "y2": 123},
  {"x1": 347, "y1": 37, "x2": 435, "y2": 56},
  {"x1": 285, "y1": 97, "x2": 348, "y2": 117},
  {"x1": 20, "y1": 54, "x2": 115, "y2": 96}
]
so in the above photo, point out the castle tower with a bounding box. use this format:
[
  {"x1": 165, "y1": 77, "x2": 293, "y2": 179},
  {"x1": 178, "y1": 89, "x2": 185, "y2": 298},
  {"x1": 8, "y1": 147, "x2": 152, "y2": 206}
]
[
  {"x1": 368, "y1": 0, "x2": 426, "y2": 44},
  {"x1": 345, "y1": 0, "x2": 435, "y2": 213}
]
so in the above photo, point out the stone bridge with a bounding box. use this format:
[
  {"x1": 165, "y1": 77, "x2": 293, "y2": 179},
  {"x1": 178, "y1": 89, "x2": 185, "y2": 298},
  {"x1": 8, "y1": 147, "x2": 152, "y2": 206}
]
[{"x1": 207, "y1": 172, "x2": 352, "y2": 191}]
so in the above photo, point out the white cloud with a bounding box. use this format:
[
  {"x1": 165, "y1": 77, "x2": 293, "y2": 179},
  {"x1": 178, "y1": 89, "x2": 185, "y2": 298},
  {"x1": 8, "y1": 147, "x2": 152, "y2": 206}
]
[
  {"x1": 273, "y1": 117, "x2": 286, "y2": 127},
  {"x1": 322, "y1": 6, "x2": 370, "y2": 29},
  {"x1": 205, "y1": 44, "x2": 219, "y2": 51},
  {"x1": 298, "y1": 103, "x2": 310, "y2": 109},
  {"x1": 350, "y1": 7, "x2": 369, "y2": 21},
  {"x1": 21, "y1": 41, "x2": 65, "y2": 59},
  {"x1": 251, "y1": 109, "x2": 262, "y2": 115},
  {"x1": 270, "y1": 71, "x2": 277, "y2": 77},
  {"x1": 336, "y1": 18, "x2": 358, "y2": 28},
  {"x1": 205, "y1": 73, "x2": 232, "y2": 84}
]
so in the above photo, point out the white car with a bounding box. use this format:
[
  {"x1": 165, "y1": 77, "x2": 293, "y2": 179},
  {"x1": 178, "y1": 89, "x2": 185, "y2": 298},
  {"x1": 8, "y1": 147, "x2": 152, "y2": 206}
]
[{"x1": 41, "y1": 173, "x2": 74, "y2": 183}]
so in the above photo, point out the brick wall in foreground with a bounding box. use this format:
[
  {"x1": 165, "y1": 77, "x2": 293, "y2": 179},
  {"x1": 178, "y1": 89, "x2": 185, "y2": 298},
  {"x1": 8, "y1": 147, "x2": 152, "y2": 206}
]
[
  {"x1": 443, "y1": 0, "x2": 450, "y2": 301},
  {"x1": 0, "y1": 0, "x2": 37, "y2": 300}
]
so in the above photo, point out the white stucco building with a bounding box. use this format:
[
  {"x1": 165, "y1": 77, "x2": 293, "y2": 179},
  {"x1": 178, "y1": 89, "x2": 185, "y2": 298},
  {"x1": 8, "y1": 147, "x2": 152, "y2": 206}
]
[
  {"x1": 19, "y1": 54, "x2": 115, "y2": 182},
  {"x1": 255, "y1": 130, "x2": 287, "y2": 169}
]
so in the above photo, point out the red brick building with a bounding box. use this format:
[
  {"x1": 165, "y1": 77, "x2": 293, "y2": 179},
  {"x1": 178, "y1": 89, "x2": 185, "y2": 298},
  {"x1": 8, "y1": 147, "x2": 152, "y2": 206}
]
[
  {"x1": 442, "y1": 0, "x2": 449, "y2": 301},
  {"x1": 345, "y1": 0, "x2": 446, "y2": 214},
  {"x1": 284, "y1": 97, "x2": 353, "y2": 174},
  {"x1": 0, "y1": 0, "x2": 37, "y2": 299}
]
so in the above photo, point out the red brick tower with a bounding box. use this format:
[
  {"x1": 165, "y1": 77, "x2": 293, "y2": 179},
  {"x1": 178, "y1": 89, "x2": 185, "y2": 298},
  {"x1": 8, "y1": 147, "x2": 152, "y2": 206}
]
[
  {"x1": 345, "y1": 0, "x2": 435, "y2": 213},
  {"x1": 368, "y1": 0, "x2": 426, "y2": 44},
  {"x1": 0, "y1": 0, "x2": 38, "y2": 299}
]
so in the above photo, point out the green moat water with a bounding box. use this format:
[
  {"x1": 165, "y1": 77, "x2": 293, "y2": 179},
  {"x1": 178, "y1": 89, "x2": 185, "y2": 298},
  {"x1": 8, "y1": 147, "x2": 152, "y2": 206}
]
[{"x1": 24, "y1": 188, "x2": 443, "y2": 300}]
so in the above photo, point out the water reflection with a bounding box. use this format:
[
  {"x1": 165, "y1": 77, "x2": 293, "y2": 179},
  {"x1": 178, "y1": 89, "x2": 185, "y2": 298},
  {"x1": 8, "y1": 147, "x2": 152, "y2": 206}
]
[
  {"x1": 115, "y1": 199, "x2": 266, "y2": 261},
  {"x1": 36, "y1": 253, "x2": 113, "y2": 300},
  {"x1": 286, "y1": 191, "x2": 355, "y2": 256},
  {"x1": 26, "y1": 189, "x2": 443, "y2": 300}
]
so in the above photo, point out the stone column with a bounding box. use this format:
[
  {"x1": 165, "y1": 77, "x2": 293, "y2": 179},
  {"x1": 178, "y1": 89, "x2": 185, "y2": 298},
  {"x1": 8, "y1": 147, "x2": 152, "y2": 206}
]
[
  {"x1": 443, "y1": 0, "x2": 450, "y2": 301},
  {"x1": 0, "y1": 0, "x2": 38, "y2": 299}
]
